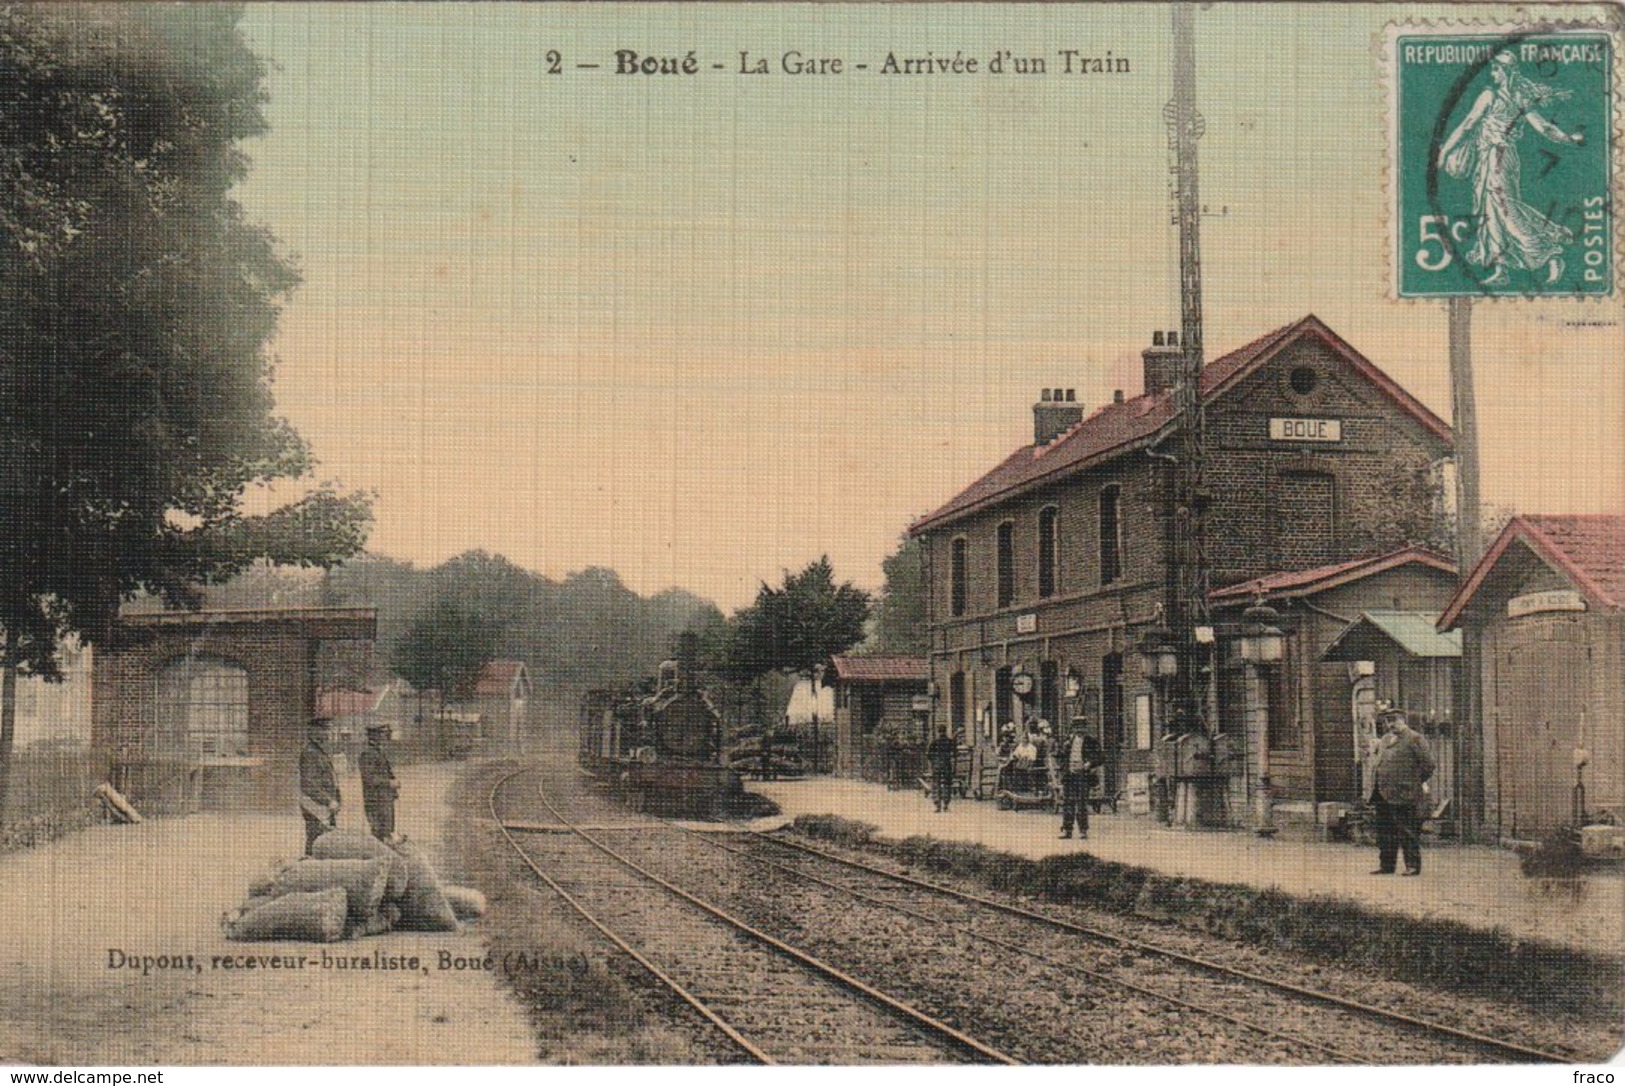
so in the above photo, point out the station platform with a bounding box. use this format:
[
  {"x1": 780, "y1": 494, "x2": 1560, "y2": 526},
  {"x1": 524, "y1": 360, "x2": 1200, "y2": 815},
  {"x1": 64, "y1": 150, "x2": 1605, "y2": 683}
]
[{"x1": 747, "y1": 775, "x2": 1624, "y2": 957}]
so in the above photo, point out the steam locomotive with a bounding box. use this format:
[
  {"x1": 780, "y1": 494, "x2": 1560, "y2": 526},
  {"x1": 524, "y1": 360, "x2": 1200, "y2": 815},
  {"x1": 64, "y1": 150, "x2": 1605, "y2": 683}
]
[{"x1": 578, "y1": 638, "x2": 742, "y2": 816}]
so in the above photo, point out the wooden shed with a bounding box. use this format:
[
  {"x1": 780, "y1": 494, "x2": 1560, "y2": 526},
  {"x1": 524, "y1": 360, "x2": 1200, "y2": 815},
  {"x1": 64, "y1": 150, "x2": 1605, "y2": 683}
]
[
  {"x1": 824, "y1": 655, "x2": 929, "y2": 781},
  {"x1": 1440, "y1": 515, "x2": 1624, "y2": 841}
]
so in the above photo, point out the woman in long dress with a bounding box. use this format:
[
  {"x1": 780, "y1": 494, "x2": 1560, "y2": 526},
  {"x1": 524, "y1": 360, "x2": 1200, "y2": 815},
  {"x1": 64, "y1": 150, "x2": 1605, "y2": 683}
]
[{"x1": 1437, "y1": 51, "x2": 1585, "y2": 285}]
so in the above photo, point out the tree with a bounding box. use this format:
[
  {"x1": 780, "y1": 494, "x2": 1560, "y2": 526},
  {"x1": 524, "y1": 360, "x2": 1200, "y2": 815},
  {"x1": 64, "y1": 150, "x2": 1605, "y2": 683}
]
[
  {"x1": 389, "y1": 600, "x2": 501, "y2": 719},
  {"x1": 0, "y1": 7, "x2": 371, "y2": 813},
  {"x1": 728, "y1": 557, "x2": 872, "y2": 679},
  {"x1": 868, "y1": 535, "x2": 928, "y2": 655}
]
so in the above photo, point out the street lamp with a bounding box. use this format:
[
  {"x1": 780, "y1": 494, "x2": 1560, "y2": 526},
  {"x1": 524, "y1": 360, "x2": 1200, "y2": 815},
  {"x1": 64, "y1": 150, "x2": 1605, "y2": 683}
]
[
  {"x1": 1238, "y1": 594, "x2": 1285, "y2": 835},
  {"x1": 1137, "y1": 621, "x2": 1179, "y2": 680},
  {"x1": 1238, "y1": 600, "x2": 1285, "y2": 664}
]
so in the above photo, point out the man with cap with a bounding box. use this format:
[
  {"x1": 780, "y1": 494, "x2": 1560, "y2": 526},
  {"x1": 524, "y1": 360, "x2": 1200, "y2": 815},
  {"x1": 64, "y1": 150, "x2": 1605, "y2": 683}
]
[
  {"x1": 1367, "y1": 708, "x2": 1436, "y2": 876},
  {"x1": 1058, "y1": 719, "x2": 1103, "y2": 840},
  {"x1": 298, "y1": 717, "x2": 340, "y2": 855},
  {"x1": 926, "y1": 725, "x2": 958, "y2": 812},
  {"x1": 359, "y1": 719, "x2": 401, "y2": 842}
]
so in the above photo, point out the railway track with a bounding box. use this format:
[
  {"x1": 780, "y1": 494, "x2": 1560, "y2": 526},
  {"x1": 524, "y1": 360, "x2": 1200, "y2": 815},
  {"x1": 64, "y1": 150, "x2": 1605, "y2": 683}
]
[
  {"x1": 491, "y1": 761, "x2": 1582, "y2": 1063},
  {"x1": 701, "y1": 828, "x2": 1581, "y2": 1065},
  {"x1": 488, "y1": 767, "x2": 1016, "y2": 1065}
]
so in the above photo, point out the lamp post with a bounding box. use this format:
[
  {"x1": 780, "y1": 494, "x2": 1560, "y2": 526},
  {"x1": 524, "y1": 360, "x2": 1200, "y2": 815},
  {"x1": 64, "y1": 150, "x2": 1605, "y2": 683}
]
[
  {"x1": 1237, "y1": 596, "x2": 1285, "y2": 834},
  {"x1": 1136, "y1": 617, "x2": 1179, "y2": 822}
]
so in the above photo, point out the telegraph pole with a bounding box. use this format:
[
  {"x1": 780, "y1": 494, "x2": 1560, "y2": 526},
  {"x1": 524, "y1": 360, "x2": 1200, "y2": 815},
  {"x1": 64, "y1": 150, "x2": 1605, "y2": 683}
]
[
  {"x1": 1166, "y1": 2, "x2": 1210, "y2": 730},
  {"x1": 1447, "y1": 297, "x2": 1484, "y2": 836}
]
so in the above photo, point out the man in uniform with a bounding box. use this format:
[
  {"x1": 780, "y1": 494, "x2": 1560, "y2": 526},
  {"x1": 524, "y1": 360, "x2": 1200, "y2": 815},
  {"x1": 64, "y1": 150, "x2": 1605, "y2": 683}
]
[
  {"x1": 359, "y1": 720, "x2": 401, "y2": 842},
  {"x1": 298, "y1": 717, "x2": 340, "y2": 855},
  {"x1": 926, "y1": 726, "x2": 958, "y2": 812},
  {"x1": 1368, "y1": 708, "x2": 1436, "y2": 876},
  {"x1": 1059, "y1": 720, "x2": 1103, "y2": 840}
]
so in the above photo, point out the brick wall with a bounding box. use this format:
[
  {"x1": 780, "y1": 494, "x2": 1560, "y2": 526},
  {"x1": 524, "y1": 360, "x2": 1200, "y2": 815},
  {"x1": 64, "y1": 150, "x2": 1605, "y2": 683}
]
[{"x1": 92, "y1": 619, "x2": 365, "y2": 812}]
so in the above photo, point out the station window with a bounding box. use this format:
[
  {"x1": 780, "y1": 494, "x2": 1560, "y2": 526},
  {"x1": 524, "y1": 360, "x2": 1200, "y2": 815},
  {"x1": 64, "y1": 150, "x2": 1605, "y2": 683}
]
[
  {"x1": 155, "y1": 656, "x2": 249, "y2": 760},
  {"x1": 950, "y1": 537, "x2": 968, "y2": 617},
  {"x1": 1099, "y1": 485, "x2": 1123, "y2": 585},
  {"x1": 996, "y1": 521, "x2": 1015, "y2": 608},
  {"x1": 1037, "y1": 506, "x2": 1059, "y2": 598},
  {"x1": 950, "y1": 671, "x2": 967, "y2": 736}
]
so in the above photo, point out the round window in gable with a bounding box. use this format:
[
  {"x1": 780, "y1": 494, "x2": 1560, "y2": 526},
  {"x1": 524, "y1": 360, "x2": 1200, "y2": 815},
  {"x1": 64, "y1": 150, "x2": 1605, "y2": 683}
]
[{"x1": 1289, "y1": 366, "x2": 1319, "y2": 395}]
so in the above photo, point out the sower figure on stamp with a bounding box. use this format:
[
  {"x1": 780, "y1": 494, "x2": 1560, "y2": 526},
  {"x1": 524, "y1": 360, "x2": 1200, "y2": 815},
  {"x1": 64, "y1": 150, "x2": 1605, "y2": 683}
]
[
  {"x1": 359, "y1": 720, "x2": 400, "y2": 842},
  {"x1": 1437, "y1": 50, "x2": 1584, "y2": 287},
  {"x1": 1059, "y1": 720, "x2": 1102, "y2": 840},
  {"x1": 1368, "y1": 707, "x2": 1435, "y2": 876},
  {"x1": 927, "y1": 726, "x2": 958, "y2": 812},
  {"x1": 299, "y1": 717, "x2": 341, "y2": 855}
]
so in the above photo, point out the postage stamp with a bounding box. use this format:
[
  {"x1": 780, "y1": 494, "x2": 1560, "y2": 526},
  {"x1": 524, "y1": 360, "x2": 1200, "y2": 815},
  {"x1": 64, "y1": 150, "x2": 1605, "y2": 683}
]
[{"x1": 1389, "y1": 25, "x2": 1617, "y2": 298}]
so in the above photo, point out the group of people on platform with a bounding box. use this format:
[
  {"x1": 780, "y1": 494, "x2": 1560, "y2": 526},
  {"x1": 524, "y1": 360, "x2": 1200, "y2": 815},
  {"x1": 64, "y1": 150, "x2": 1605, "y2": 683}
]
[
  {"x1": 921, "y1": 702, "x2": 1437, "y2": 872},
  {"x1": 298, "y1": 716, "x2": 403, "y2": 855},
  {"x1": 926, "y1": 715, "x2": 1104, "y2": 840}
]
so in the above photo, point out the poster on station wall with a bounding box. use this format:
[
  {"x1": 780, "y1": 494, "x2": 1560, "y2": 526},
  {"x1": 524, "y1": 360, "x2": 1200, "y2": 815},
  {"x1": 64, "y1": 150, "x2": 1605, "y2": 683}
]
[{"x1": 0, "y1": 2, "x2": 1620, "y2": 1080}]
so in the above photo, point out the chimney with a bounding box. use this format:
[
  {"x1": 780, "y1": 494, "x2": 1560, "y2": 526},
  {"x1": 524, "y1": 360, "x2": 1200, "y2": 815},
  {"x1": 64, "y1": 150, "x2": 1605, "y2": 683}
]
[
  {"x1": 1033, "y1": 387, "x2": 1084, "y2": 446},
  {"x1": 1142, "y1": 329, "x2": 1184, "y2": 396}
]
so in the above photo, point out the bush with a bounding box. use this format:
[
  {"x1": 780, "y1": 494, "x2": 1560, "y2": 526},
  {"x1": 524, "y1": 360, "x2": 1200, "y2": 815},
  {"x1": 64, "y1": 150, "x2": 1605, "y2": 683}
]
[{"x1": 1, "y1": 744, "x2": 103, "y2": 853}]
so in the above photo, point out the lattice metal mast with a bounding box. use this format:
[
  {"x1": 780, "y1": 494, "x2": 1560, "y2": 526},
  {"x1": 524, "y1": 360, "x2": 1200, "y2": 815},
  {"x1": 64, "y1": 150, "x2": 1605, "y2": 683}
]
[{"x1": 1166, "y1": 2, "x2": 1211, "y2": 725}]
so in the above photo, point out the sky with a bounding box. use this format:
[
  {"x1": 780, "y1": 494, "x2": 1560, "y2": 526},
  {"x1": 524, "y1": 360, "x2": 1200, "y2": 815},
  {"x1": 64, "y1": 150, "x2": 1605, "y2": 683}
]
[{"x1": 230, "y1": 3, "x2": 1624, "y2": 612}]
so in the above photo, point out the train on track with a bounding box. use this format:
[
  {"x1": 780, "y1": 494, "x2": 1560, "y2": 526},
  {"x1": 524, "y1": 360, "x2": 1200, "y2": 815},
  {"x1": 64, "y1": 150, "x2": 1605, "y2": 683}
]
[{"x1": 579, "y1": 635, "x2": 743, "y2": 816}]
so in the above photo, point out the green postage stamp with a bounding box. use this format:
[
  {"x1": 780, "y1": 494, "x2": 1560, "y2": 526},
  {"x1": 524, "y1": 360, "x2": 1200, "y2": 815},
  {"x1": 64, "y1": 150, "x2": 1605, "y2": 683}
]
[{"x1": 1389, "y1": 26, "x2": 1616, "y2": 298}]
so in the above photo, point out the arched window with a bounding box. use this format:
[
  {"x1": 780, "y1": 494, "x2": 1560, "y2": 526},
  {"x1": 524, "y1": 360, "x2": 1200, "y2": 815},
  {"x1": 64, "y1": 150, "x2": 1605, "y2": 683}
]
[
  {"x1": 1099, "y1": 485, "x2": 1123, "y2": 585},
  {"x1": 950, "y1": 537, "x2": 969, "y2": 617},
  {"x1": 996, "y1": 520, "x2": 1015, "y2": 608},
  {"x1": 1037, "y1": 506, "x2": 1060, "y2": 598},
  {"x1": 155, "y1": 656, "x2": 249, "y2": 760}
]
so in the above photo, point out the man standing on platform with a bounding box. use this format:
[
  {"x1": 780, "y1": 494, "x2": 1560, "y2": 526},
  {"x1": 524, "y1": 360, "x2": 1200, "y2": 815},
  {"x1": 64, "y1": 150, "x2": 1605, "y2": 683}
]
[
  {"x1": 298, "y1": 717, "x2": 340, "y2": 855},
  {"x1": 1368, "y1": 708, "x2": 1435, "y2": 876},
  {"x1": 359, "y1": 720, "x2": 401, "y2": 842},
  {"x1": 926, "y1": 726, "x2": 958, "y2": 812},
  {"x1": 1059, "y1": 720, "x2": 1102, "y2": 840}
]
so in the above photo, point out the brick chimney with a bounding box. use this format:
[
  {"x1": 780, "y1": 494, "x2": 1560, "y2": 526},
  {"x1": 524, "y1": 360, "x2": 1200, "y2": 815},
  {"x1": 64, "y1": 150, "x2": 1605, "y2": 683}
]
[
  {"x1": 1033, "y1": 387, "x2": 1083, "y2": 446},
  {"x1": 1142, "y1": 329, "x2": 1184, "y2": 396}
]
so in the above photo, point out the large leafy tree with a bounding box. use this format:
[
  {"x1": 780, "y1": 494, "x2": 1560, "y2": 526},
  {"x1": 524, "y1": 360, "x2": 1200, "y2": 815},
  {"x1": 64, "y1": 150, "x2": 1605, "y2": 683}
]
[
  {"x1": 728, "y1": 557, "x2": 872, "y2": 679},
  {"x1": 0, "y1": 6, "x2": 371, "y2": 810}
]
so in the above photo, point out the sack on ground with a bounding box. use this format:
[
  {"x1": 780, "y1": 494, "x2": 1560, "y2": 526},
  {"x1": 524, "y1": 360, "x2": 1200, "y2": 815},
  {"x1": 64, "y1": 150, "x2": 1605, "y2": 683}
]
[
  {"x1": 224, "y1": 888, "x2": 347, "y2": 942},
  {"x1": 311, "y1": 829, "x2": 410, "y2": 899},
  {"x1": 270, "y1": 858, "x2": 390, "y2": 924},
  {"x1": 443, "y1": 885, "x2": 488, "y2": 921},
  {"x1": 391, "y1": 839, "x2": 459, "y2": 932},
  {"x1": 354, "y1": 902, "x2": 402, "y2": 938}
]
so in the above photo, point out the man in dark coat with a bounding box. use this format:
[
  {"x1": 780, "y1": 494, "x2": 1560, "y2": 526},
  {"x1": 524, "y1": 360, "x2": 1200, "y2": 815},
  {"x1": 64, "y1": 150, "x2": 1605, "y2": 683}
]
[
  {"x1": 926, "y1": 726, "x2": 958, "y2": 812},
  {"x1": 359, "y1": 720, "x2": 400, "y2": 842},
  {"x1": 298, "y1": 718, "x2": 340, "y2": 855},
  {"x1": 1368, "y1": 709, "x2": 1436, "y2": 875},
  {"x1": 1059, "y1": 721, "x2": 1103, "y2": 840}
]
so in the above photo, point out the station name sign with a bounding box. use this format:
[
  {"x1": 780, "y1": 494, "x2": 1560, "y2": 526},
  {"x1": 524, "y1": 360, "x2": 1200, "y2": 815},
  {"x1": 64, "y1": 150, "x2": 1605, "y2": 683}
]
[
  {"x1": 1506, "y1": 589, "x2": 1587, "y2": 618},
  {"x1": 1269, "y1": 417, "x2": 1343, "y2": 442}
]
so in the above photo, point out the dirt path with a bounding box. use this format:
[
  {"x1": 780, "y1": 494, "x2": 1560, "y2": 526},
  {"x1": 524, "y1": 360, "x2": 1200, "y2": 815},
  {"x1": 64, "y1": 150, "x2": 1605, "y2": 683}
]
[{"x1": 0, "y1": 762, "x2": 535, "y2": 1065}]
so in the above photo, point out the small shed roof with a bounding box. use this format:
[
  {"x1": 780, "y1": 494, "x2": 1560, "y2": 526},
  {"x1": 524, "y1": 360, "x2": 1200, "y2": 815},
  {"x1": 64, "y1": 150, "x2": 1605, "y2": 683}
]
[
  {"x1": 1440, "y1": 514, "x2": 1624, "y2": 629},
  {"x1": 1321, "y1": 612, "x2": 1461, "y2": 662},
  {"x1": 825, "y1": 655, "x2": 928, "y2": 685},
  {"x1": 473, "y1": 659, "x2": 531, "y2": 697}
]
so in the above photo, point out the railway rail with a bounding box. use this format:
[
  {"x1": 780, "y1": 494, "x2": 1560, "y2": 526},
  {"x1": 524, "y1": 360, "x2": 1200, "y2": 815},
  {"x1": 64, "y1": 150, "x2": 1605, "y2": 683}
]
[
  {"x1": 488, "y1": 766, "x2": 1016, "y2": 1065},
  {"x1": 491, "y1": 760, "x2": 1582, "y2": 1064},
  {"x1": 698, "y1": 829, "x2": 1581, "y2": 1065}
]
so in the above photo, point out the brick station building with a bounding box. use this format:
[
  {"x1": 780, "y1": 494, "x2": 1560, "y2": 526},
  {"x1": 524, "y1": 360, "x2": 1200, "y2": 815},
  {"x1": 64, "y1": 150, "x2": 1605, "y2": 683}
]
[
  {"x1": 910, "y1": 315, "x2": 1456, "y2": 826},
  {"x1": 92, "y1": 607, "x2": 377, "y2": 812}
]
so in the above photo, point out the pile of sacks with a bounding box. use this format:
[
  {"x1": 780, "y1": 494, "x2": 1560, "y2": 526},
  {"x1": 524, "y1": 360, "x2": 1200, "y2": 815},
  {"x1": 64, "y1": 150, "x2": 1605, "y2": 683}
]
[{"x1": 222, "y1": 830, "x2": 489, "y2": 943}]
